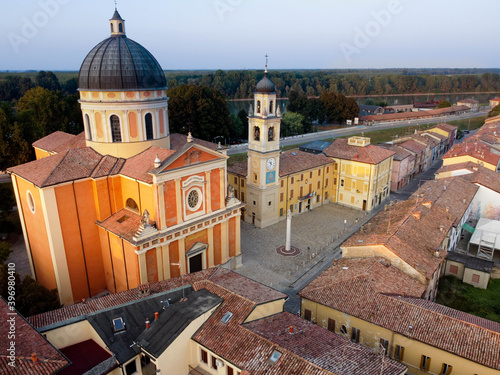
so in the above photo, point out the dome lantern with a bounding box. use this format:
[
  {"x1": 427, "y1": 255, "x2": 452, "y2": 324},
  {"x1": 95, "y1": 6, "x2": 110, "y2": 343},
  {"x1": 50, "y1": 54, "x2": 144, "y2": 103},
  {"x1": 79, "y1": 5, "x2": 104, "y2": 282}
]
[{"x1": 110, "y1": 9, "x2": 126, "y2": 36}]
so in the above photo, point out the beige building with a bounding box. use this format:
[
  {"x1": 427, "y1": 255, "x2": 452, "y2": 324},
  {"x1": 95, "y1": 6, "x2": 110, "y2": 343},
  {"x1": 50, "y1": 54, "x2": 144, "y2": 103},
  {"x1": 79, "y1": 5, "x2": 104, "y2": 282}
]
[{"x1": 323, "y1": 137, "x2": 395, "y2": 212}]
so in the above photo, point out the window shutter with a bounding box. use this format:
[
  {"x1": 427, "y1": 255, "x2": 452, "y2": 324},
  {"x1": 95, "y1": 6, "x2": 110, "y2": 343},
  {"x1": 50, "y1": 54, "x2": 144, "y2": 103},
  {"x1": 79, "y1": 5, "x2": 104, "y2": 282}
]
[
  {"x1": 420, "y1": 355, "x2": 424, "y2": 370},
  {"x1": 446, "y1": 365, "x2": 453, "y2": 375},
  {"x1": 398, "y1": 346, "x2": 405, "y2": 361},
  {"x1": 425, "y1": 357, "x2": 431, "y2": 371}
]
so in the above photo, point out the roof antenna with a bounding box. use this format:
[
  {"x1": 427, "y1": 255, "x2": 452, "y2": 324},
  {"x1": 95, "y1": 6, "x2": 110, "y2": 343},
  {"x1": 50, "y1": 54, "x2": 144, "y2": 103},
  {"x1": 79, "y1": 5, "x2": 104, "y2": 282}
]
[{"x1": 114, "y1": 0, "x2": 118, "y2": 10}]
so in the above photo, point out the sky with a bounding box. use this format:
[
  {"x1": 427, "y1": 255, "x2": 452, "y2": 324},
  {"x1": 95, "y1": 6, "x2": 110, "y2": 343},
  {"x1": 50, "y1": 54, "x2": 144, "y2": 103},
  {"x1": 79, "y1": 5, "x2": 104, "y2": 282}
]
[{"x1": 1, "y1": 0, "x2": 499, "y2": 71}]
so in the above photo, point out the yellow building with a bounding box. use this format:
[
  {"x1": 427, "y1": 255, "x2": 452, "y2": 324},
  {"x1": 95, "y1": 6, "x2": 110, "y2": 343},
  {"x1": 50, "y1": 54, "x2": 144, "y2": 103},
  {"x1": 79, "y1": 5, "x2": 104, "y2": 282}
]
[
  {"x1": 442, "y1": 141, "x2": 500, "y2": 172},
  {"x1": 7, "y1": 10, "x2": 242, "y2": 305},
  {"x1": 299, "y1": 258, "x2": 500, "y2": 375},
  {"x1": 323, "y1": 137, "x2": 395, "y2": 212}
]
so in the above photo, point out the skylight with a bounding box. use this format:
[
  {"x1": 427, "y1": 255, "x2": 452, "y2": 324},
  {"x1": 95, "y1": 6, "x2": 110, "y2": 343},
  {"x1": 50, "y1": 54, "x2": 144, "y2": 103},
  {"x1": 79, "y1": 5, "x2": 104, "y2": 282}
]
[
  {"x1": 113, "y1": 317, "x2": 125, "y2": 332},
  {"x1": 269, "y1": 350, "x2": 282, "y2": 364},
  {"x1": 220, "y1": 311, "x2": 233, "y2": 324}
]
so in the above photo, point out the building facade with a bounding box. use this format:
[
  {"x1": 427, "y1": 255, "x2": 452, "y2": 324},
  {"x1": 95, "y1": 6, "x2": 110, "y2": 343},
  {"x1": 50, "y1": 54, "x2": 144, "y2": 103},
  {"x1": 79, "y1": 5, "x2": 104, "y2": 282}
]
[{"x1": 8, "y1": 11, "x2": 242, "y2": 305}]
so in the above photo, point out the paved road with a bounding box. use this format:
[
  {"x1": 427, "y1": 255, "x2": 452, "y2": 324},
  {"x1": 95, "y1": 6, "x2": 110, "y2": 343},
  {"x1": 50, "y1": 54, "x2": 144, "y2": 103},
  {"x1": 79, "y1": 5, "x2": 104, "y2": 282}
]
[
  {"x1": 0, "y1": 174, "x2": 11, "y2": 184},
  {"x1": 227, "y1": 110, "x2": 487, "y2": 155}
]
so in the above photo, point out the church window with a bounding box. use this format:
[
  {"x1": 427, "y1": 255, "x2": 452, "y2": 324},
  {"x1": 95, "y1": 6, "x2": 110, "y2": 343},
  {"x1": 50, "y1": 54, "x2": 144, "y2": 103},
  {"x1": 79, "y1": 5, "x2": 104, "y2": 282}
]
[
  {"x1": 145, "y1": 113, "x2": 154, "y2": 140},
  {"x1": 187, "y1": 189, "x2": 201, "y2": 211},
  {"x1": 110, "y1": 115, "x2": 122, "y2": 142},
  {"x1": 119, "y1": 23, "x2": 123, "y2": 33},
  {"x1": 268, "y1": 126, "x2": 274, "y2": 141},
  {"x1": 254, "y1": 126, "x2": 260, "y2": 141},
  {"x1": 269, "y1": 100, "x2": 274, "y2": 114},
  {"x1": 126, "y1": 198, "x2": 139, "y2": 212},
  {"x1": 85, "y1": 114, "x2": 92, "y2": 140},
  {"x1": 256, "y1": 100, "x2": 261, "y2": 114},
  {"x1": 27, "y1": 191, "x2": 35, "y2": 214},
  {"x1": 110, "y1": 24, "x2": 114, "y2": 33}
]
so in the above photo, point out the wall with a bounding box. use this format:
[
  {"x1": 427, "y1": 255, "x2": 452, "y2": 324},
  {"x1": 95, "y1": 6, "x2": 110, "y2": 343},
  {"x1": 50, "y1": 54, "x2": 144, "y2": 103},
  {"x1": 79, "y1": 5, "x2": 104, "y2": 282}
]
[
  {"x1": 244, "y1": 299, "x2": 285, "y2": 323},
  {"x1": 470, "y1": 185, "x2": 500, "y2": 221},
  {"x1": 44, "y1": 320, "x2": 109, "y2": 352},
  {"x1": 463, "y1": 268, "x2": 490, "y2": 289}
]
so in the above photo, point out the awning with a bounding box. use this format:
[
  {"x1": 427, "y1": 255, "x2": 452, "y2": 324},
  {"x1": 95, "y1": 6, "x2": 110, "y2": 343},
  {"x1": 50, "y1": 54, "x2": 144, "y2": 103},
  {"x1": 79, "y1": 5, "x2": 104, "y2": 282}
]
[{"x1": 462, "y1": 223, "x2": 475, "y2": 234}]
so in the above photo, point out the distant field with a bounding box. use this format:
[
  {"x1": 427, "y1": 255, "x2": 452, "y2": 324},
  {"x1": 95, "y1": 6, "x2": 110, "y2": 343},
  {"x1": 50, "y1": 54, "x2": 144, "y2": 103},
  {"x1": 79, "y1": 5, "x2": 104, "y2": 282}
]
[{"x1": 446, "y1": 115, "x2": 486, "y2": 131}]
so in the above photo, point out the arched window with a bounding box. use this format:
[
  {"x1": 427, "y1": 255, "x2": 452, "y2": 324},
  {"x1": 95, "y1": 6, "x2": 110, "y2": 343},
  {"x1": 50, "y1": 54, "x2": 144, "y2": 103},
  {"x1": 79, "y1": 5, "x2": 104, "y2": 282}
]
[
  {"x1": 254, "y1": 126, "x2": 260, "y2": 141},
  {"x1": 110, "y1": 24, "x2": 114, "y2": 33},
  {"x1": 110, "y1": 115, "x2": 122, "y2": 142},
  {"x1": 119, "y1": 23, "x2": 123, "y2": 33},
  {"x1": 268, "y1": 126, "x2": 275, "y2": 141},
  {"x1": 126, "y1": 198, "x2": 139, "y2": 212},
  {"x1": 145, "y1": 113, "x2": 154, "y2": 140},
  {"x1": 269, "y1": 100, "x2": 274, "y2": 114},
  {"x1": 85, "y1": 114, "x2": 92, "y2": 141},
  {"x1": 257, "y1": 100, "x2": 261, "y2": 114}
]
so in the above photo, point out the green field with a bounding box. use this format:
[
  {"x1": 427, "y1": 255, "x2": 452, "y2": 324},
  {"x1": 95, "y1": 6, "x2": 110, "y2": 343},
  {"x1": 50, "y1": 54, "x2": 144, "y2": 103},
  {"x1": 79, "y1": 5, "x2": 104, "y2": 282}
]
[{"x1": 436, "y1": 275, "x2": 500, "y2": 323}]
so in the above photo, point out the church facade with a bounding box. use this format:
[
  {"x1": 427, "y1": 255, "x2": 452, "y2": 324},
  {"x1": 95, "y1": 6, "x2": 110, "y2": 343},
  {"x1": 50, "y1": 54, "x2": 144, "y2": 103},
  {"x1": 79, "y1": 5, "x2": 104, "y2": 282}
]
[{"x1": 8, "y1": 11, "x2": 242, "y2": 305}]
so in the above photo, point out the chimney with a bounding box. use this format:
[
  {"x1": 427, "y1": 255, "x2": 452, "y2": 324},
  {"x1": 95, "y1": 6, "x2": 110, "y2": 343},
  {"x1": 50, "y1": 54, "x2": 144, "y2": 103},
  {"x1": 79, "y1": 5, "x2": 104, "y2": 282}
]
[
  {"x1": 409, "y1": 325, "x2": 413, "y2": 333},
  {"x1": 154, "y1": 154, "x2": 161, "y2": 169},
  {"x1": 145, "y1": 319, "x2": 151, "y2": 329},
  {"x1": 187, "y1": 132, "x2": 193, "y2": 143},
  {"x1": 445, "y1": 207, "x2": 449, "y2": 213},
  {"x1": 289, "y1": 326, "x2": 293, "y2": 334},
  {"x1": 31, "y1": 353, "x2": 38, "y2": 363},
  {"x1": 155, "y1": 312, "x2": 159, "y2": 321}
]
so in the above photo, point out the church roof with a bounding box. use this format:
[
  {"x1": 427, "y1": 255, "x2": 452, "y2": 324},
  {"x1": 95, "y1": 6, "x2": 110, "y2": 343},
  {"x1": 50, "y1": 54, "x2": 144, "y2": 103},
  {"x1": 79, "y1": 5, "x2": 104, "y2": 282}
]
[
  {"x1": 255, "y1": 71, "x2": 276, "y2": 93},
  {"x1": 78, "y1": 19, "x2": 166, "y2": 91},
  {"x1": 32, "y1": 131, "x2": 86, "y2": 154},
  {"x1": 120, "y1": 146, "x2": 175, "y2": 184}
]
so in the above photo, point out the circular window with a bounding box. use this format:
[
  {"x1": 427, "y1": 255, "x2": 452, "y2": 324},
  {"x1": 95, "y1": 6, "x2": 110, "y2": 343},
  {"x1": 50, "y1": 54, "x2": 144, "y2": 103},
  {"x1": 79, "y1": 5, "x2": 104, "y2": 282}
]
[
  {"x1": 186, "y1": 188, "x2": 202, "y2": 212},
  {"x1": 27, "y1": 190, "x2": 35, "y2": 214}
]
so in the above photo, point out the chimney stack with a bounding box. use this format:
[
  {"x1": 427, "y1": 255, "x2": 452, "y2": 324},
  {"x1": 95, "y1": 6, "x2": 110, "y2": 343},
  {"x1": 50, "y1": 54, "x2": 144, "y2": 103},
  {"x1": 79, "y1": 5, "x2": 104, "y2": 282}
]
[
  {"x1": 31, "y1": 353, "x2": 38, "y2": 363},
  {"x1": 289, "y1": 326, "x2": 293, "y2": 334},
  {"x1": 146, "y1": 319, "x2": 151, "y2": 329},
  {"x1": 155, "y1": 312, "x2": 159, "y2": 320}
]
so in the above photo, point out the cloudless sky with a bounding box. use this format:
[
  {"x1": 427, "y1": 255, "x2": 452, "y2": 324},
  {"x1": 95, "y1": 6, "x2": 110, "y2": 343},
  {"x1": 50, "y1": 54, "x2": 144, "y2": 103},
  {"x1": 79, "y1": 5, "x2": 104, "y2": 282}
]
[{"x1": 1, "y1": 0, "x2": 499, "y2": 71}]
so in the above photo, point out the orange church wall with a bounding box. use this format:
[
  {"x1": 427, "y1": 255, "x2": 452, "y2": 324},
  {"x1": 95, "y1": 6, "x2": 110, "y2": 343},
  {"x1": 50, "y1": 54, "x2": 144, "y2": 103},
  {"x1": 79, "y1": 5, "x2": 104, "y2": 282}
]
[
  {"x1": 185, "y1": 230, "x2": 208, "y2": 254},
  {"x1": 108, "y1": 177, "x2": 123, "y2": 214},
  {"x1": 120, "y1": 177, "x2": 141, "y2": 211},
  {"x1": 15, "y1": 177, "x2": 57, "y2": 291},
  {"x1": 99, "y1": 228, "x2": 116, "y2": 294},
  {"x1": 124, "y1": 242, "x2": 140, "y2": 288},
  {"x1": 129, "y1": 112, "x2": 138, "y2": 140},
  {"x1": 169, "y1": 241, "x2": 180, "y2": 278},
  {"x1": 211, "y1": 168, "x2": 221, "y2": 211},
  {"x1": 159, "y1": 110, "x2": 165, "y2": 136},
  {"x1": 164, "y1": 180, "x2": 177, "y2": 226},
  {"x1": 54, "y1": 184, "x2": 90, "y2": 301},
  {"x1": 213, "y1": 224, "x2": 222, "y2": 266},
  {"x1": 166, "y1": 150, "x2": 220, "y2": 171},
  {"x1": 34, "y1": 148, "x2": 52, "y2": 160},
  {"x1": 95, "y1": 112, "x2": 104, "y2": 140},
  {"x1": 146, "y1": 248, "x2": 158, "y2": 283},
  {"x1": 139, "y1": 183, "x2": 155, "y2": 221},
  {"x1": 108, "y1": 233, "x2": 128, "y2": 293},
  {"x1": 73, "y1": 180, "x2": 106, "y2": 296},
  {"x1": 93, "y1": 179, "x2": 112, "y2": 221},
  {"x1": 229, "y1": 217, "x2": 236, "y2": 258}
]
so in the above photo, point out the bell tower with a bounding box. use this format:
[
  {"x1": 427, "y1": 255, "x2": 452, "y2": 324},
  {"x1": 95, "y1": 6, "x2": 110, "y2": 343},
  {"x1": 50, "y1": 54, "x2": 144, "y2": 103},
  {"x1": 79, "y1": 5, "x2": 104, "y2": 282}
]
[{"x1": 245, "y1": 62, "x2": 281, "y2": 228}]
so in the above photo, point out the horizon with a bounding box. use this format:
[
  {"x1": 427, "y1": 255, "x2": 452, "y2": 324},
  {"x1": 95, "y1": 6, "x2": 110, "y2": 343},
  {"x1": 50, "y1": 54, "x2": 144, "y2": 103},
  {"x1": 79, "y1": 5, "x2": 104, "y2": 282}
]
[{"x1": 1, "y1": 1, "x2": 499, "y2": 71}]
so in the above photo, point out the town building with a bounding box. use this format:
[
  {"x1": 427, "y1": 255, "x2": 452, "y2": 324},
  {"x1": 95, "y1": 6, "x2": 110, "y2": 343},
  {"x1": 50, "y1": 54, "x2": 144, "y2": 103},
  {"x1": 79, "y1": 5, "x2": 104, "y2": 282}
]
[
  {"x1": 490, "y1": 98, "x2": 500, "y2": 109},
  {"x1": 25, "y1": 268, "x2": 408, "y2": 375},
  {"x1": 457, "y1": 98, "x2": 479, "y2": 111},
  {"x1": 323, "y1": 137, "x2": 394, "y2": 212},
  {"x1": 442, "y1": 141, "x2": 500, "y2": 172},
  {"x1": 7, "y1": 11, "x2": 243, "y2": 305},
  {"x1": 424, "y1": 123, "x2": 458, "y2": 152}
]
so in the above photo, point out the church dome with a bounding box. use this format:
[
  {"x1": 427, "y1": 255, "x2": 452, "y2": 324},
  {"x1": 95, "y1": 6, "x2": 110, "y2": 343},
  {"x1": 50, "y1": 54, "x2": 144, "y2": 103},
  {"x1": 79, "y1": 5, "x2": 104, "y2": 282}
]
[
  {"x1": 256, "y1": 71, "x2": 275, "y2": 93},
  {"x1": 78, "y1": 11, "x2": 166, "y2": 91}
]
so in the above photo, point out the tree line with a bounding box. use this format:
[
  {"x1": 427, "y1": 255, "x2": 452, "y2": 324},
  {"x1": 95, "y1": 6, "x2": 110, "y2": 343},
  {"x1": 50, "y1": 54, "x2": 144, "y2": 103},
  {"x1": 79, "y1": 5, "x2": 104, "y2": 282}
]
[{"x1": 165, "y1": 70, "x2": 500, "y2": 99}]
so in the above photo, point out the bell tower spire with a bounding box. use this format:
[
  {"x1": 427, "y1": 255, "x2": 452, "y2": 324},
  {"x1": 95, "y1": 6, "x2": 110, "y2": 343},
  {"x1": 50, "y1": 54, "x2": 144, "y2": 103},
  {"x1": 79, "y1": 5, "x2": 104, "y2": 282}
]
[{"x1": 110, "y1": 5, "x2": 126, "y2": 36}]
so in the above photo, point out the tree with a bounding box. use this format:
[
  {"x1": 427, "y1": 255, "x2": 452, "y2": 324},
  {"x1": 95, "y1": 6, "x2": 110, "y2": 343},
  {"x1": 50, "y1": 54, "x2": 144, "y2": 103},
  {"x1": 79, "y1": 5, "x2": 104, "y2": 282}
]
[
  {"x1": 0, "y1": 75, "x2": 34, "y2": 101},
  {"x1": 167, "y1": 85, "x2": 231, "y2": 142},
  {"x1": 35, "y1": 70, "x2": 61, "y2": 91},
  {"x1": 281, "y1": 112, "x2": 304, "y2": 137},
  {"x1": 0, "y1": 242, "x2": 12, "y2": 264},
  {"x1": 237, "y1": 109, "x2": 249, "y2": 140},
  {"x1": 437, "y1": 100, "x2": 452, "y2": 108},
  {"x1": 319, "y1": 92, "x2": 359, "y2": 124},
  {"x1": 229, "y1": 114, "x2": 244, "y2": 143},
  {"x1": 488, "y1": 104, "x2": 500, "y2": 118}
]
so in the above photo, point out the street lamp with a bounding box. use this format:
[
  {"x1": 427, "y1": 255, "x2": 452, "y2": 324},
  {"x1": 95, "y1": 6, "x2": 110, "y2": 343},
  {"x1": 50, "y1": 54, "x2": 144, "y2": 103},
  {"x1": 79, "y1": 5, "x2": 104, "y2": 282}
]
[{"x1": 343, "y1": 219, "x2": 347, "y2": 232}]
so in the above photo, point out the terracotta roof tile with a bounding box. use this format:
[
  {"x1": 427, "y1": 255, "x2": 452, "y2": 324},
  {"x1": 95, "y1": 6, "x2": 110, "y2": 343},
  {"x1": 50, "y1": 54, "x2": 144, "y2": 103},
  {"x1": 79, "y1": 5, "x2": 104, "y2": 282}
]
[
  {"x1": 96, "y1": 208, "x2": 145, "y2": 243},
  {"x1": 324, "y1": 138, "x2": 395, "y2": 164},
  {"x1": 8, "y1": 148, "x2": 104, "y2": 188},
  {"x1": 301, "y1": 257, "x2": 426, "y2": 298},
  {"x1": 279, "y1": 150, "x2": 332, "y2": 177},
  {"x1": 379, "y1": 145, "x2": 412, "y2": 161},
  {"x1": 443, "y1": 141, "x2": 500, "y2": 167},
  {"x1": 244, "y1": 312, "x2": 407, "y2": 375},
  {"x1": 343, "y1": 199, "x2": 452, "y2": 279},
  {"x1": 32, "y1": 131, "x2": 79, "y2": 152},
  {"x1": 0, "y1": 299, "x2": 69, "y2": 374},
  {"x1": 228, "y1": 161, "x2": 247, "y2": 176},
  {"x1": 299, "y1": 278, "x2": 500, "y2": 370},
  {"x1": 396, "y1": 139, "x2": 426, "y2": 154},
  {"x1": 361, "y1": 106, "x2": 468, "y2": 122},
  {"x1": 120, "y1": 146, "x2": 175, "y2": 184}
]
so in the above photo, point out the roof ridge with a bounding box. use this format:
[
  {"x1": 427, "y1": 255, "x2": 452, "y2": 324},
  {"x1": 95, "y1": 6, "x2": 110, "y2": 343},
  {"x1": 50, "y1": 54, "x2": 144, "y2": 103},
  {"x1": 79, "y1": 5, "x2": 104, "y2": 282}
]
[{"x1": 40, "y1": 150, "x2": 70, "y2": 187}]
